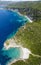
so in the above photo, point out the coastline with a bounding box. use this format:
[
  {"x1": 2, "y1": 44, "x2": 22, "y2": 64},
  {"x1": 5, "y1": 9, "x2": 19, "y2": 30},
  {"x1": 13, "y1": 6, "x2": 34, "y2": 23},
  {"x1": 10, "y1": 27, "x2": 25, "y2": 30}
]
[{"x1": 2, "y1": 9, "x2": 32, "y2": 65}]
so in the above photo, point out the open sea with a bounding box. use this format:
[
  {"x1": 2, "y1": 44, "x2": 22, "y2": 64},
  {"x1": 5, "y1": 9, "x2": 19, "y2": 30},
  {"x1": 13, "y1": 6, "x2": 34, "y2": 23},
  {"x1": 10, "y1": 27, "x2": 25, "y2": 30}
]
[{"x1": 0, "y1": 9, "x2": 29, "y2": 65}]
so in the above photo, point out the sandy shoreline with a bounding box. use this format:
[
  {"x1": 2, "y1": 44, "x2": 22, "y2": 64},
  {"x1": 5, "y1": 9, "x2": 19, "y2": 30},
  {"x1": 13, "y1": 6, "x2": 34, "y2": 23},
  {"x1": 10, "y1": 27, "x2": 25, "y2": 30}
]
[{"x1": 3, "y1": 39, "x2": 31, "y2": 65}]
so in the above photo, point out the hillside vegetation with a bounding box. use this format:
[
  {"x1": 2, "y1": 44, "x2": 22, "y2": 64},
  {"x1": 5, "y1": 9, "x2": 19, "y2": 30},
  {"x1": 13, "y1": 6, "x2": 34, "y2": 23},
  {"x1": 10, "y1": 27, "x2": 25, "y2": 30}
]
[{"x1": 11, "y1": 21, "x2": 41, "y2": 65}]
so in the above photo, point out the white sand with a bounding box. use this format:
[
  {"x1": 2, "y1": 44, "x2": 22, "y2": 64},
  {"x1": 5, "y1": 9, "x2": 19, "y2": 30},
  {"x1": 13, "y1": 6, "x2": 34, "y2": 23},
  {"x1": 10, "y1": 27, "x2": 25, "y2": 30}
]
[
  {"x1": 3, "y1": 39, "x2": 21, "y2": 50},
  {"x1": 20, "y1": 47, "x2": 31, "y2": 59}
]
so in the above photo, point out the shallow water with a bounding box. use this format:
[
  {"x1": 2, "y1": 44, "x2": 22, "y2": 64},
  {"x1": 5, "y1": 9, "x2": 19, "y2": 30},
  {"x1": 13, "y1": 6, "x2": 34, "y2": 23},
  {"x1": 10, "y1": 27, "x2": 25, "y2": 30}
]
[
  {"x1": 3, "y1": 47, "x2": 21, "y2": 65},
  {"x1": 0, "y1": 9, "x2": 28, "y2": 65}
]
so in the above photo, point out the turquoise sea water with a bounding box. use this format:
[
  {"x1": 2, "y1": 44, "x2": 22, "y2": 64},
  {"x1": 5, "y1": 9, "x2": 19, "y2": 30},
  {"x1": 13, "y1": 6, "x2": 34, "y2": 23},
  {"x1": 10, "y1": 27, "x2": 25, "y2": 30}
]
[
  {"x1": 0, "y1": 9, "x2": 29, "y2": 65},
  {"x1": 3, "y1": 47, "x2": 21, "y2": 65}
]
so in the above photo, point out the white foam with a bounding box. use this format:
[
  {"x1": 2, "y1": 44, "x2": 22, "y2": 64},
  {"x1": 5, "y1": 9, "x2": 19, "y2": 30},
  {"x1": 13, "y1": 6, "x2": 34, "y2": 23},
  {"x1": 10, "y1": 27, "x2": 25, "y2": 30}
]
[
  {"x1": 16, "y1": 11, "x2": 33, "y2": 23},
  {"x1": 25, "y1": 16, "x2": 33, "y2": 23},
  {"x1": 11, "y1": 9, "x2": 33, "y2": 23}
]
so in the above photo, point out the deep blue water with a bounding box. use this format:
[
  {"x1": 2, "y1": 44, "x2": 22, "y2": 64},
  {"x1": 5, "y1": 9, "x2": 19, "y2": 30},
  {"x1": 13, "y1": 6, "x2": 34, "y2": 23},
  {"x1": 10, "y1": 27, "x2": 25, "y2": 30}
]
[{"x1": 0, "y1": 9, "x2": 28, "y2": 65}]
